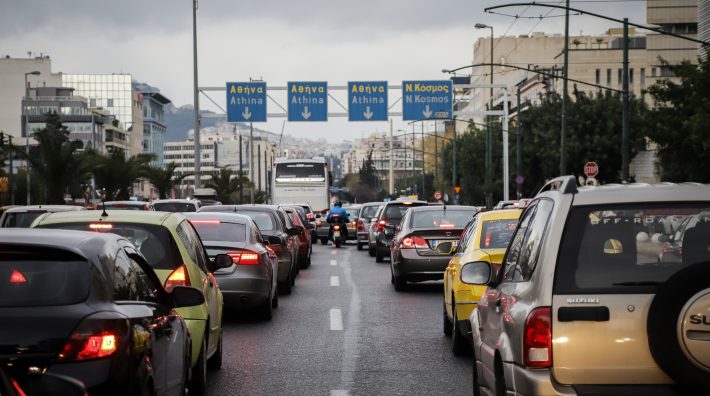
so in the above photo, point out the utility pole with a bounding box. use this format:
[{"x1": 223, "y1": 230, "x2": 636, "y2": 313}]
[
  {"x1": 560, "y1": 0, "x2": 570, "y2": 176},
  {"x1": 516, "y1": 84, "x2": 523, "y2": 199},
  {"x1": 421, "y1": 123, "x2": 425, "y2": 199},
  {"x1": 434, "y1": 121, "x2": 438, "y2": 192},
  {"x1": 239, "y1": 133, "x2": 243, "y2": 203},
  {"x1": 388, "y1": 119, "x2": 394, "y2": 195},
  {"x1": 192, "y1": 0, "x2": 201, "y2": 190},
  {"x1": 621, "y1": 18, "x2": 630, "y2": 182},
  {"x1": 250, "y1": 122, "x2": 255, "y2": 204},
  {"x1": 452, "y1": 121, "x2": 457, "y2": 195}
]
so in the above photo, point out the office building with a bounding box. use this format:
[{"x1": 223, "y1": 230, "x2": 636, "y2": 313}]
[
  {"x1": 342, "y1": 132, "x2": 422, "y2": 185},
  {"x1": 134, "y1": 82, "x2": 171, "y2": 166}
]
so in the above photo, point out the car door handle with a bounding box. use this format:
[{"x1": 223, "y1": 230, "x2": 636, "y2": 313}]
[{"x1": 558, "y1": 306, "x2": 610, "y2": 322}]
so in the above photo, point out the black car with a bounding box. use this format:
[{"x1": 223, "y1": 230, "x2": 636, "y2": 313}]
[
  {"x1": 185, "y1": 212, "x2": 279, "y2": 320},
  {"x1": 199, "y1": 205, "x2": 302, "y2": 294},
  {"x1": 373, "y1": 199, "x2": 430, "y2": 262},
  {"x1": 389, "y1": 205, "x2": 478, "y2": 290},
  {"x1": 0, "y1": 229, "x2": 203, "y2": 396}
]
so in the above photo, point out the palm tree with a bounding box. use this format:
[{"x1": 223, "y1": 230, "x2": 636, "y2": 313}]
[
  {"x1": 14, "y1": 112, "x2": 87, "y2": 204},
  {"x1": 143, "y1": 162, "x2": 191, "y2": 199},
  {"x1": 203, "y1": 167, "x2": 251, "y2": 204},
  {"x1": 87, "y1": 150, "x2": 154, "y2": 201}
]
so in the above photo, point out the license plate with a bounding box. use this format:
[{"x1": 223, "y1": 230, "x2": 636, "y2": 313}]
[{"x1": 333, "y1": 231, "x2": 341, "y2": 238}]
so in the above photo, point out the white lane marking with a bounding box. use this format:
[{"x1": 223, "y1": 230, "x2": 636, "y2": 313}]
[
  {"x1": 330, "y1": 259, "x2": 337, "y2": 266},
  {"x1": 330, "y1": 391, "x2": 349, "y2": 396},
  {"x1": 339, "y1": 249, "x2": 361, "y2": 391},
  {"x1": 330, "y1": 308, "x2": 343, "y2": 331},
  {"x1": 330, "y1": 276, "x2": 340, "y2": 287}
]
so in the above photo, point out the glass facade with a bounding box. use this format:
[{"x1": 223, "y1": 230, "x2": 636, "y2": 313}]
[{"x1": 61, "y1": 74, "x2": 133, "y2": 129}]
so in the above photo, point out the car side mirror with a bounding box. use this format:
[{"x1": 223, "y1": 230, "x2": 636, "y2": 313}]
[
  {"x1": 658, "y1": 234, "x2": 670, "y2": 243},
  {"x1": 264, "y1": 235, "x2": 282, "y2": 245},
  {"x1": 22, "y1": 372, "x2": 88, "y2": 396},
  {"x1": 316, "y1": 214, "x2": 322, "y2": 218},
  {"x1": 460, "y1": 261, "x2": 493, "y2": 285},
  {"x1": 287, "y1": 226, "x2": 302, "y2": 236},
  {"x1": 171, "y1": 286, "x2": 206, "y2": 308},
  {"x1": 210, "y1": 253, "x2": 233, "y2": 272}
]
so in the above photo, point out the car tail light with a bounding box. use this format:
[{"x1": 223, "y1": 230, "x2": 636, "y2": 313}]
[
  {"x1": 227, "y1": 250, "x2": 260, "y2": 265},
  {"x1": 523, "y1": 307, "x2": 552, "y2": 367},
  {"x1": 307, "y1": 213, "x2": 315, "y2": 221},
  {"x1": 164, "y1": 265, "x2": 190, "y2": 293},
  {"x1": 89, "y1": 223, "x2": 113, "y2": 230},
  {"x1": 484, "y1": 231, "x2": 492, "y2": 248},
  {"x1": 316, "y1": 220, "x2": 323, "y2": 227},
  {"x1": 57, "y1": 313, "x2": 127, "y2": 362},
  {"x1": 377, "y1": 219, "x2": 387, "y2": 232},
  {"x1": 357, "y1": 219, "x2": 364, "y2": 231},
  {"x1": 400, "y1": 235, "x2": 428, "y2": 249},
  {"x1": 333, "y1": 225, "x2": 341, "y2": 231},
  {"x1": 440, "y1": 223, "x2": 455, "y2": 229},
  {"x1": 9, "y1": 270, "x2": 26, "y2": 284}
]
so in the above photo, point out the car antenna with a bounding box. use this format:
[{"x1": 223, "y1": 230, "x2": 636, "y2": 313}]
[{"x1": 100, "y1": 189, "x2": 108, "y2": 217}]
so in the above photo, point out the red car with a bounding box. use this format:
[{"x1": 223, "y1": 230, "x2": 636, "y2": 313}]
[{"x1": 282, "y1": 206, "x2": 312, "y2": 269}]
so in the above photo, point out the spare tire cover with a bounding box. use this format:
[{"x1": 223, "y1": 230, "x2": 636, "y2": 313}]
[{"x1": 647, "y1": 261, "x2": 710, "y2": 391}]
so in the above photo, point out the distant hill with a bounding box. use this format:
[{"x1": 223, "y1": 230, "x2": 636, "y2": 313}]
[{"x1": 164, "y1": 103, "x2": 223, "y2": 141}]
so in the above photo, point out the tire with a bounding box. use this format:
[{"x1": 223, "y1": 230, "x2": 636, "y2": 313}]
[
  {"x1": 272, "y1": 288, "x2": 279, "y2": 308},
  {"x1": 278, "y1": 272, "x2": 293, "y2": 295},
  {"x1": 335, "y1": 239, "x2": 341, "y2": 248},
  {"x1": 207, "y1": 328, "x2": 222, "y2": 370},
  {"x1": 368, "y1": 245, "x2": 376, "y2": 257},
  {"x1": 452, "y1": 302, "x2": 471, "y2": 356},
  {"x1": 647, "y1": 262, "x2": 710, "y2": 392},
  {"x1": 443, "y1": 302, "x2": 453, "y2": 337},
  {"x1": 393, "y1": 273, "x2": 406, "y2": 291},
  {"x1": 494, "y1": 359, "x2": 506, "y2": 396},
  {"x1": 375, "y1": 248, "x2": 384, "y2": 263},
  {"x1": 320, "y1": 237, "x2": 328, "y2": 245},
  {"x1": 189, "y1": 335, "x2": 207, "y2": 396},
  {"x1": 260, "y1": 295, "x2": 273, "y2": 321},
  {"x1": 472, "y1": 349, "x2": 482, "y2": 396}
]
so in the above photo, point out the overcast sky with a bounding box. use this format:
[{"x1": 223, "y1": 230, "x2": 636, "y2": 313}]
[{"x1": 1, "y1": 0, "x2": 646, "y2": 142}]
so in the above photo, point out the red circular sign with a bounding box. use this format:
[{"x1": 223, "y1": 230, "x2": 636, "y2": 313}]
[{"x1": 584, "y1": 162, "x2": 599, "y2": 178}]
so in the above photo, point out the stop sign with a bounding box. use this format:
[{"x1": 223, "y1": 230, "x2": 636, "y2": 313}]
[{"x1": 584, "y1": 162, "x2": 599, "y2": 178}]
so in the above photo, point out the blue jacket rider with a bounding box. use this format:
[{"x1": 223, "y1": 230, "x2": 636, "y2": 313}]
[{"x1": 327, "y1": 201, "x2": 350, "y2": 223}]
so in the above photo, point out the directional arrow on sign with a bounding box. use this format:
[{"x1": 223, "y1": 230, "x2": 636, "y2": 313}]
[
  {"x1": 363, "y1": 106, "x2": 373, "y2": 120},
  {"x1": 422, "y1": 105, "x2": 433, "y2": 119},
  {"x1": 242, "y1": 107, "x2": 252, "y2": 120},
  {"x1": 302, "y1": 106, "x2": 311, "y2": 120}
]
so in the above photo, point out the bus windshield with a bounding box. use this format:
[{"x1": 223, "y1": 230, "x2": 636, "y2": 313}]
[{"x1": 275, "y1": 162, "x2": 325, "y2": 181}]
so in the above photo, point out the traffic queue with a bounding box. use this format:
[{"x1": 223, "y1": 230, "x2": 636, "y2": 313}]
[{"x1": 0, "y1": 201, "x2": 314, "y2": 396}]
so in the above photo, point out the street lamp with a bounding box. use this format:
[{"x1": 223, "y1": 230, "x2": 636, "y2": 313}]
[
  {"x1": 24, "y1": 70, "x2": 40, "y2": 205},
  {"x1": 475, "y1": 23, "x2": 494, "y2": 209}
]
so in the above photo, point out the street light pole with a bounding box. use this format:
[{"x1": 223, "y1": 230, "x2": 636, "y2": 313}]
[
  {"x1": 622, "y1": 18, "x2": 630, "y2": 182},
  {"x1": 192, "y1": 0, "x2": 201, "y2": 190},
  {"x1": 560, "y1": 0, "x2": 570, "y2": 176},
  {"x1": 475, "y1": 23, "x2": 494, "y2": 209},
  {"x1": 24, "y1": 71, "x2": 40, "y2": 205}
]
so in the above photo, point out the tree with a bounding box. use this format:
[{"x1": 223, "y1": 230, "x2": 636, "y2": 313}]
[
  {"x1": 143, "y1": 162, "x2": 191, "y2": 199},
  {"x1": 645, "y1": 58, "x2": 710, "y2": 182},
  {"x1": 86, "y1": 150, "x2": 154, "y2": 201},
  {"x1": 358, "y1": 150, "x2": 380, "y2": 190},
  {"x1": 203, "y1": 167, "x2": 251, "y2": 204},
  {"x1": 14, "y1": 112, "x2": 87, "y2": 204}
]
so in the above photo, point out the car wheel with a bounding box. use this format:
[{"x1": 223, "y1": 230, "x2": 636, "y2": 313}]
[
  {"x1": 375, "y1": 248, "x2": 384, "y2": 263},
  {"x1": 279, "y1": 274, "x2": 293, "y2": 295},
  {"x1": 393, "y1": 273, "x2": 406, "y2": 291},
  {"x1": 189, "y1": 334, "x2": 207, "y2": 396},
  {"x1": 260, "y1": 295, "x2": 273, "y2": 321},
  {"x1": 335, "y1": 239, "x2": 341, "y2": 248},
  {"x1": 452, "y1": 302, "x2": 471, "y2": 356},
  {"x1": 320, "y1": 237, "x2": 328, "y2": 245},
  {"x1": 272, "y1": 288, "x2": 279, "y2": 308},
  {"x1": 472, "y1": 348, "x2": 482, "y2": 396},
  {"x1": 357, "y1": 242, "x2": 363, "y2": 251},
  {"x1": 494, "y1": 359, "x2": 506, "y2": 396},
  {"x1": 207, "y1": 328, "x2": 222, "y2": 370},
  {"x1": 368, "y1": 245, "x2": 376, "y2": 257},
  {"x1": 443, "y1": 302, "x2": 452, "y2": 337}
]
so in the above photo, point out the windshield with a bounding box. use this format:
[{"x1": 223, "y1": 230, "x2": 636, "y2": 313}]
[
  {"x1": 384, "y1": 203, "x2": 427, "y2": 220},
  {"x1": 360, "y1": 205, "x2": 381, "y2": 219},
  {"x1": 480, "y1": 219, "x2": 519, "y2": 249},
  {"x1": 191, "y1": 221, "x2": 247, "y2": 243},
  {"x1": 411, "y1": 209, "x2": 476, "y2": 229},
  {"x1": 555, "y1": 205, "x2": 710, "y2": 293},
  {"x1": 236, "y1": 211, "x2": 275, "y2": 231},
  {"x1": 38, "y1": 222, "x2": 181, "y2": 270},
  {"x1": 275, "y1": 163, "x2": 326, "y2": 181},
  {"x1": 2, "y1": 212, "x2": 45, "y2": 228},
  {"x1": 154, "y1": 202, "x2": 198, "y2": 212}
]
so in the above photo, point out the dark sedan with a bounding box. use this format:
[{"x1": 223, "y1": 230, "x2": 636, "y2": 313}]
[
  {"x1": 199, "y1": 205, "x2": 302, "y2": 294},
  {"x1": 390, "y1": 205, "x2": 478, "y2": 290},
  {"x1": 0, "y1": 229, "x2": 204, "y2": 396},
  {"x1": 186, "y1": 212, "x2": 279, "y2": 320}
]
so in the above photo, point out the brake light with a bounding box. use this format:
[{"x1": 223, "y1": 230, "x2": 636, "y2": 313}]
[
  {"x1": 9, "y1": 270, "x2": 26, "y2": 284},
  {"x1": 317, "y1": 220, "x2": 323, "y2": 227},
  {"x1": 57, "y1": 313, "x2": 126, "y2": 362},
  {"x1": 377, "y1": 219, "x2": 387, "y2": 232},
  {"x1": 164, "y1": 265, "x2": 190, "y2": 293},
  {"x1": 401, "y1": 235, "x2": 428, "y2": 249},
  {"x1": 357, "y1": 219, "x2": 364, "y2": 231},
  {"x1": 190, "y1": 220, "x2": 221, "y2": 225},
  {"x1": 334, "y1": 225, "x2": 340, "y2": 231},
  {"x1": 227, "y1": 251, "x2": 260, "y2": 265},
  {"x1": 523, "y1": 307, "x2": 552, "y2": 367},
  {"x1": 440, "y1": 223, "x2": 455, "y2": 229},
  {"x1": 307, "y1": 213, "x2": 315, "y2": 220},
  {"x1": 89, "y1": 223, "x2": 113, "y2": 230},
  {"x1": 484, "y1": 231, "x2": 492, "y2": 248}
]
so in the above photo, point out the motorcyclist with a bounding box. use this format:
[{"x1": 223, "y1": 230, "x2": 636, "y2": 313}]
[{"x1": 326, "y1": 201, "x2": 350, "y2": 239}]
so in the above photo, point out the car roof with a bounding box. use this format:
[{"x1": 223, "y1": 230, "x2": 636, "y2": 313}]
[
  {"x1": 0, "y1": 228, "x2": 124, "y2": 262},
  {"x1": 153, "y1": 199, "x2": 200, "y2": 204},
  {"x1": 34, "y1": 210, "x2": 176, "y2": 227},
  {"x1": 200, "y1": 204, "x2": 279, "y2": 213},
  {"x1": 103, "y1": 201, "x2": 148, "y2": 205},
  {"x1": 560, "y1": 182, "x2": 710, "y2": 206},
  {"x1": 477, "y1": 208, "x2": 523, "y2": 221},
  {"x1": 183, "y1": 212, "x2": 252, "y2": 224},
  {"x1": 407, "y1": 205, "x2": 478, "y2": 212},
  {"x1": 384, "y1": 199, "x2": 428, "y2": 206},
  {"x1": 4, "y1": 205, "x2": 86, "y2": 213}
]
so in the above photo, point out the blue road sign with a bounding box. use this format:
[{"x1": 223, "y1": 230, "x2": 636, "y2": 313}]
[
  {"x1": 226, "y1": 82, "x2": 267, "y2": 122},
  {"x1": 288, "y1": 82, "x2": 328, "y2": 121},
  {"x1": 348, "y1": 81, "x2": 388, "y2": 121},
  {"x1": 401, "y1": 80, "x2": 453, "y2": 121}
]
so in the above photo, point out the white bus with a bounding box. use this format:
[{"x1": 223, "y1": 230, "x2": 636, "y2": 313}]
[{"x1": 272, "y1": 157, "x2": 330, "y2": 212}]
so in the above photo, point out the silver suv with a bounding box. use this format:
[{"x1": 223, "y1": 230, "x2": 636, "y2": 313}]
[{"x1": 463, "y1": 176, "x2": 710, "y2": 395}]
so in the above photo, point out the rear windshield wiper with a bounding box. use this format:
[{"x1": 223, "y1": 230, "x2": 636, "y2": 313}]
[{"x1": 612, "y1": 281, "x2": 661, "y2": 286}]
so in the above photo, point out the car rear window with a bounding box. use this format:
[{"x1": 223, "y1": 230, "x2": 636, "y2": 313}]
[
  {"x1": 104, "y1": 204, "x2": 145, "y2": 211},
  {"x1": 2, "y1": 212, "x2": 45, "y2": 228},
  {"x1": 191, "y1": 221, "x2": 247, "y2": 242},
  {"x1": 411, "y1": 209, "x2": 476, "y2": 229},
  {"x1": 384, "y1": 203, "x2": 426, "y2": 220},
  {"x1": 0, "y1": 249, "x2": 90, "y2": 307},
  {"x1": 236, "y1": 211, "x2": 275, "y2": 231},
  {"x1": 480, "y1": 219, "x2": 518, "y2": 249},
  {"x1": 154, "y1": 202, "x2": 197, "y2": 212},
  {"x1": 345, "y1": 208, "x2": 360, "y2": 219},
  {"x1": 555, "y1": 204, "x2": 710, "y2": 294},
  {"x1": 360, "y1": 205, "x2": 381, "y2": 219},
  {"x1": 38, "y1": 222, "x2": 181, "y2": 270}
]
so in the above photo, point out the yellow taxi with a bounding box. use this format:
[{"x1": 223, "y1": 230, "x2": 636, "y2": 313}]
[{"x1": 443, "y1": 208, "x2": 522, "y2": 355}]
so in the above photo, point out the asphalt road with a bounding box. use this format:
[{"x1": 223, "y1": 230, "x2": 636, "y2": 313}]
[{"x1": 205, "y1": 241, "x2": 472, "y2": 395}]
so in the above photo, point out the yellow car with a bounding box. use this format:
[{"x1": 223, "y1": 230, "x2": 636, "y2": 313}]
[
  {"x1": 443, "y1": 208, "x2": 522, "y2": 356},
  {"x1": 32, "y1": 210, "x2": 231, "y2": 395}
]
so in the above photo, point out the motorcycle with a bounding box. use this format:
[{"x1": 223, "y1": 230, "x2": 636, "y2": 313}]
[{"x1": 328, "y1": 214, "x2": 348, "y2": 248}]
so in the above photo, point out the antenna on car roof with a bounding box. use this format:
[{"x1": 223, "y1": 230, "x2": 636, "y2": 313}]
[{"x1": 100, "y1": 189, "x2": 108, "y2": 217}]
